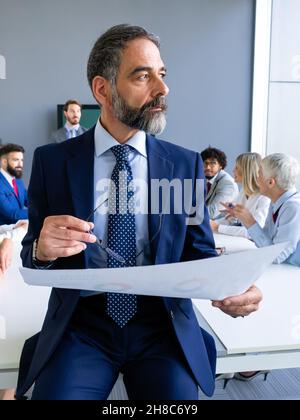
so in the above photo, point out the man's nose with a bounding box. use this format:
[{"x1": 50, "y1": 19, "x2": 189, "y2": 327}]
[{"x1": 154, "y1": 77, "x2": 169, "y2": 97}]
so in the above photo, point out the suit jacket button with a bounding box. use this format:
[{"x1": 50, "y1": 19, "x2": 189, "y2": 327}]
[{"x1": 170, "y1": 310, "x2": 174, "y2": 319}]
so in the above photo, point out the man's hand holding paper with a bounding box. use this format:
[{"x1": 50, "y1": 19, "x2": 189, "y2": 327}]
[{"x1": 212, "y1": 285, "x2": 263, "y2": 318}]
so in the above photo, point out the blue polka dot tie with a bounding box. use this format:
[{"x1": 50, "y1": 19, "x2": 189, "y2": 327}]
[{"x1": 106, "y1": 145, "x2": 137, "y2": 328}]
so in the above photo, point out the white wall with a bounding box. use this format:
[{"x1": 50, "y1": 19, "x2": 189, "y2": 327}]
[{"x1": 268, "y1": 0, "x2": 300, "y2": 188}]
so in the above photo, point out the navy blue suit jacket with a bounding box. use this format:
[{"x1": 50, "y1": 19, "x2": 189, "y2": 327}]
[
  {"x1": 0, "y1": 172, "x2": 28, "y2": 225},
  {"x1": 17, "y1": 128, "x2": 218, "y2": 398}
]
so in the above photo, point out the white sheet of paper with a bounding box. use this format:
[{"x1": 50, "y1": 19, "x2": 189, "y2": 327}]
[{"x1": 20, "y1": 243, "x2": 287, "y2": 301}]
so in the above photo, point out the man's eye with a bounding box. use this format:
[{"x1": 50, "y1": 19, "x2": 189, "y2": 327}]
[{"x1": 137, "y1": 74, "x2": 149, "y2": 81}]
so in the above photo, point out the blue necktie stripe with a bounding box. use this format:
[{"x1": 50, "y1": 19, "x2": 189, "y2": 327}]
[{"x1": 106, "y1": 145, "x2": 137, "y2": 327}]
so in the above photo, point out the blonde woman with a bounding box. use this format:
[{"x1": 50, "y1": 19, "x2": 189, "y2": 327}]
[{"x1": 211, "y1": 153, "x2": 270, "y2": 238}]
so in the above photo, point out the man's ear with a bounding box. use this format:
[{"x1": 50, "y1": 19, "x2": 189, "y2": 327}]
[
  {"x1": 1, "y1": 157, "x2": 7, "y2": 169},
  {"x1": 268, "y1": 178, "x2": 276, "y2": 188},
  {"x1": 92, "y1": 76, "x2": 111, "y2": 107}
]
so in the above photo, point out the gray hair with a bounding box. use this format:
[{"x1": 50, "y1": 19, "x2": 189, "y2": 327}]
[
  {"x1": 87, "y1": 24, "x2": 160, "y2": 88},
  {"x1": 262, "y1": 153, "x2": 300, "y2": 190}
]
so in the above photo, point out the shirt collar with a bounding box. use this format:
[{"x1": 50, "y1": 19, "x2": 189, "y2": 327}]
[
  {"x1": 94, "y1": 119, "x2": 147, "y2": 158},
  {"x1": 207, "y1": 171, "x2": 220, "y2": 185},
  {"x1": 272, "y1": 188, "x2": 298, "y2": 213},
  {"x1": 65, "y1": 122, "x2": 80, "y2": 131},
  {"x1": 0, "y1": 167, "x2": 14, "y2": 185}
]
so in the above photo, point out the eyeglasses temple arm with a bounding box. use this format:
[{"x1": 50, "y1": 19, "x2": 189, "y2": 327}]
[{"x1": 86, "y1": 198, "x2": 109, "y2": 223}]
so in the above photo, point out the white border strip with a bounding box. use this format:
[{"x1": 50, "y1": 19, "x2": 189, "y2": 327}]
[
  {"x1": 0, "y1": 54, "x2": 6, "y2": 80},
  {"x1": 251, "y1": 0, "x2": 273, "y2": 157}
]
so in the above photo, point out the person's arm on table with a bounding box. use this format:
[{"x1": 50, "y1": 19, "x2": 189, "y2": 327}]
[
  {"x1": 223, "y1": 202, "x2": 300, "y2": 264},
  {"x1": 0, "y1": 238, "x2": 13, "y2": 275}
]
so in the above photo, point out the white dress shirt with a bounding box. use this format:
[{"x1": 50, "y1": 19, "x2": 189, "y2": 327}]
[
  {"x1": 0, "y1": 167, "x2": 14, "y2": 189},
  {"x1": 89, "y1": 120, "x2": 151, "y2": 270},
  {"x1": 218, "y1": 189, "x2": 271, "y2": 239},
  {"x1": 65, "y1": 123, "x2": 80, "y2": 139},
  {"x1": 248, "y1": 189, "x2": 300, "y2": 265}
]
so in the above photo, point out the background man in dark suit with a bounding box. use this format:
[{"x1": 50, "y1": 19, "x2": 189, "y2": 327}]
[
  {"x1": 17, "y1": 25, "x2": 262, "y2": 400},
  {"x1": 0, "y1": 143, "x2": 28, "y2": 225},
  {"x1": 49, "y1": 100, "x2": 87, "y2": 143}
]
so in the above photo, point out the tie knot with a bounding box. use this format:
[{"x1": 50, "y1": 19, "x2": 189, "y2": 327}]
[{"x1": 111, "y1": 145, "x2": 131, "y2": 163}]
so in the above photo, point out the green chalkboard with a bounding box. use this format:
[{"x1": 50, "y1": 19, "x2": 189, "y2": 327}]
[{"x1": 57, "y1": 104, "x2": 100, "y2": 129}]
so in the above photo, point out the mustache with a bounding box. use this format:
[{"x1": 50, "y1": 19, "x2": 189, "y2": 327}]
[{"x1": 140, "y1": 96, "x2": 167, "y2": 114}]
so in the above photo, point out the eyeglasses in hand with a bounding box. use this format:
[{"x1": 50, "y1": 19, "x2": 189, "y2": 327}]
[{"x1": 86, "y1": 198, "x2": 163, "y2": 265}]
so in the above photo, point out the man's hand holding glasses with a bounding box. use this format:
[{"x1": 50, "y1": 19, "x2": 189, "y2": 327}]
[{"x1": 36, "y1": 215, "x2": 97, "y2": 262}]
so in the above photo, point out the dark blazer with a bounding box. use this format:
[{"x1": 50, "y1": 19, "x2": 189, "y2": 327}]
[
  {"x1": 17, "y1": 129, "x2": 218, "y2": 398},
  {"x1": 49, "y1": 125, "x2": 87, "y2": 143},
  {"x1": 0, "y1": 172, "x2": 28, "y2": 225}
]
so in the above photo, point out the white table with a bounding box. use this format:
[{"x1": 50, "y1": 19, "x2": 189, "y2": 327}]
[
  {"x1": 213, "y1": 232, "x2": 257, "y2": 253},
  {"x1": 0, "y1": 242, "x2": 50, "y2": 388},
  {"x1": 193, "y1": 233, "x2": 300, "y2": 374}
]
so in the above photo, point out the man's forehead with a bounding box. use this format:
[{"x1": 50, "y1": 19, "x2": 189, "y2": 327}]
[
  {"x1": 67, "y1": 104, "x2": 81, "y2": 110},
  {"x1": 119, "y1": 38, "x2": 164, "y2": 73},
  {"x1": 9, "y1": 152, "x2": 23, "y2": 158}
]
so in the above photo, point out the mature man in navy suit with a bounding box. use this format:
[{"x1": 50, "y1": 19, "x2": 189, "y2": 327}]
[
  {"x1": 17, "y1": 25, "x2": 262, "y2": 400},
  {"x1": 0, "y1": 143, "x2": 28, "y2": 225}
]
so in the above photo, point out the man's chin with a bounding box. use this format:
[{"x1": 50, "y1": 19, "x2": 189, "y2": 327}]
[{"x1": 146, "y1": 113, "x2": 167, "y2": 135}]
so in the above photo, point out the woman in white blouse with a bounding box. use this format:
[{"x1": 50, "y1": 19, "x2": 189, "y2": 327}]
[{"x1": 211, "y1": 153, "x2": 270, "y2": 238}]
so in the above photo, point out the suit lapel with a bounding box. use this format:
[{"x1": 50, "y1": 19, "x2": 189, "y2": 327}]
[
  {"x1": 0, "y1": 173, "x2": 12, "y2": 193},
  {"x1": 66, "y1": 129, "x2": 95, "y2": 267},
  {"x1": 206, "y1": 171, "x2": 221, "y2": 203},
  {"x1": 147, "y1": 135, "x2": 175, "y2": 264},
  {"x1": 0, "y1": 172, "x2": 22, "y2": 206},
  {"x1": 16, "y1": 179, "x2": 25, "y2": 206},
  {"x1": 66, "y1": 129, "x2": 95, "y2": 221}
]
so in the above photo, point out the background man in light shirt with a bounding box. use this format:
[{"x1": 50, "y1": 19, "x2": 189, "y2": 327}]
[
  {"x1": 49, "y1": 99, "x2": 87, "y2": 143},
  {"x1": 223, "y1": 153, "x2": 300, "y2": 266}
]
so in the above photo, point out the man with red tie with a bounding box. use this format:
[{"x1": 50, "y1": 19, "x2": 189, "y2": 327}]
[{"x1": 0, "y1": 143, "x2": 28, "y2": 225}]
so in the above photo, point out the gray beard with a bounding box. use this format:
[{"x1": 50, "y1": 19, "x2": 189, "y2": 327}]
[{"x1": 111, "y1": 87, "x2": 167, "y2": 135}]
